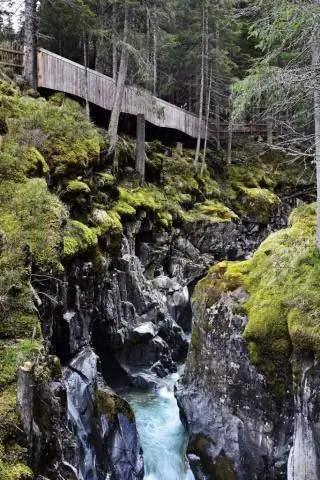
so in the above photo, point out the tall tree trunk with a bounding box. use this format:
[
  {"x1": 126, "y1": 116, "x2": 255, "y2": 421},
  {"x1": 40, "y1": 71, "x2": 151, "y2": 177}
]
[
  {"x1": 146, "y1": 6, "x2": 151, "y2": 61},
  {"x1": 112, "y1": 4, "x2": 118, "y2": 82},
  {"x1": 194, "y1": 7, "x2": 205, "y2": 170},
  {"x1": 313, "y1": 41, "x2": 320, "y2": 249},
  {"x1": 153, "y1": 16, "x2": 157, "y2": 96},
  {"x1": 107, "y1": 4, "x2": 130, "y2": 159},
  {"x1": 83, "y1": 33, "x2": 90, "y2": 120},
  {"x1": 201, "y1": 65, "x2": 212, "y2": 175},
  {"x1": 215, "y1": 25, "x2": 221, "y2": 149},
  {"x1": 267, "y1": 117, "x2": 273, "y2": 144},
  {"x1": 204, "y1": 0, "x2": 209, "y2": 109},
  {"x1": 227, "y1": 95, "x2": 233, "y2": 164},
  {"x1": 24, "y1": 0, "x2": 37, "y2": 89}
]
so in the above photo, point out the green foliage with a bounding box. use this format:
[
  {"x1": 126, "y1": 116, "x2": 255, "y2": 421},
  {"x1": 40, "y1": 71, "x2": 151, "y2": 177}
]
[
  {"x1": 0, "y1": 315, "x2": 40, "y2": 340},
  {"x1": 182, "y1": 200, "x2": 238, "y2": 223},
  {"x1": 0, "y1": 84, "x2": 100, "y2": 179},
  {"x1": 0, "y1": 340, "x2": 42, "y2": 389},
  {"x1": 65, "y1": 180, "x2": 91, "y2": 194},
  {"x1": 63, "y1": 220, "x2": 98, "y2": 258},
  {"x1": 231, "y1": 0, "x2": 317, "y2": 136},
  {"x1": 0, "y1": 178, "x2": 67, "y2": 329},
  {"x1": 0, "y1": 458, "x2": 32, "y2": 480}
]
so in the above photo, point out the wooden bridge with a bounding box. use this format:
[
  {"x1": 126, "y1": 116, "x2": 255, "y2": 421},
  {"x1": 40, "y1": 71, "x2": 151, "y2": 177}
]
[
  {"x1": 0, "y1": 44, "x2": 272, "y2": 141},
  {"x1": 37, "y1": 49, "x2": 205, "y2": 139}
]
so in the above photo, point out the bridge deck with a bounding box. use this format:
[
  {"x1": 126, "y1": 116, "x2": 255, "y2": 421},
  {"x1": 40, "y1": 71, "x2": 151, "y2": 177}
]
[{"x1": 37, "y1": 48, "x2": 205, "y2": 139}]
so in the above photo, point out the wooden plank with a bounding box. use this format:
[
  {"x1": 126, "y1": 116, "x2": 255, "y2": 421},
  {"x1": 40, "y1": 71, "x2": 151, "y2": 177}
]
[
  {"x1": 0, "y1": 47, "x2": 23, "y2": 55},
  {"x1": 0, "y1": 62, "x2": 23, "y2": 69}
]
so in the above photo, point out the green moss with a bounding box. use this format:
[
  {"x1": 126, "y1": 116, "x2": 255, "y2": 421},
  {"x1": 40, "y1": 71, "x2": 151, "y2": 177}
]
[
  {"x1": 0, "y1": 389, "x2": 33, "y2": 480},
  {"x1": 220, "y1": 150, "x2": 313, "y2": 222},
  {"x1": 0, "y1": 315, "x2": 40, "y2": 340},
  {"x1": 0, "y1": 457, "x2": 32, "y2": 480},
  {"x1": 0, "y1": 178, "x2": 67, "y2": 332},
  {"x1": 63, "y1": 220, "x2": 98, "y2": 258},
  {"x1": 156, "y1": 211, "x2": 173, "y2": 229},
  {"x1": 0, "y1": 83, "x2": 100, "y2": 179},
  {"x1": 235, "y1": 186, "x2": 280, "y2": 223},
  {"x1": 0, "y1": 340, "x2": 42, "y2": 389},
  {"x1": 95, "y1": 388, "x2": 135, "y2": 423},
  {"x1": 190, "y1": 326, "x2": 201, "y2": 351},
  {"x1": 91, "y1": 209, "x2": 122, "y2": 235},
  {"x1": 117, "y1": 186, "x2": 161, "y2": 211},
  {"x1": 112, "y1": 199, "x2": 137, "y2": 216},
  {"x1": 48, "y1": 92, "x2": 65, "y2": 106},
  {"x1": 183, "y1": 200, "x2": 238, "y2": 223},
  {"x1": 65, "y1": 180, "x2": 91, "y2": 194},
  {"x1": 20, "y1": 147, "x2": 49, "y2": 177},
  {"x1": 96, "y1": 172, "x2": 115, "y2": 185}
]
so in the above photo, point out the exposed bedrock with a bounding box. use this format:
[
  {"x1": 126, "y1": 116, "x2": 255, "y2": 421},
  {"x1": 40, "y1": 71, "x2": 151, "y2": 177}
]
[
  {"x1": 176, "y1": 204, "x2": 320, "y2": 480},
  {"x1": 176, "y1": 286, "x2": 293, "y2": 480},
  {"x1": 32, "y1": 202, "x2": 296, "y2": 478},
  {"x1": 287, "y1": 355, "x2": 320, "y2": 480}
]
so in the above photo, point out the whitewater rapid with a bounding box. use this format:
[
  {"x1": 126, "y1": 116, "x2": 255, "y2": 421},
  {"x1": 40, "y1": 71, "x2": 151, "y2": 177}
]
[{"x1": 123, "y1": 372, "x2": 195, "y2": 480}]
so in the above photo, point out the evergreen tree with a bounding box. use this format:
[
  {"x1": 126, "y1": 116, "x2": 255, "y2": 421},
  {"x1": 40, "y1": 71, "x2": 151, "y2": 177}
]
[{"x1": 232, "y1": 0, "x2": 320, "y2": 246}]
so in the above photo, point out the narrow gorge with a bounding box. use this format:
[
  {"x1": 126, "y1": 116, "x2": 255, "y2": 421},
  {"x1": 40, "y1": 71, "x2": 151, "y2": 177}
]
[{"x1": 1, "y1": 83, "x2": 319, "y2": 480}]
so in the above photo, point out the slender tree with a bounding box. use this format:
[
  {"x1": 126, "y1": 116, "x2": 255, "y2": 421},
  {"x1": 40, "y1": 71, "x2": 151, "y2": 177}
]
[
  {"x1": 107, "y1": 3, "x2": 130, "y2": 158},
  {"x1": 194, "y1": 5, "x2": 205, "y2": 170},
  {"x1": 24, "y1": 0, "x2": 37, "y2": 88},
  {"x1": 232, "y1": 0, "x2": 320, "y2": 246}
]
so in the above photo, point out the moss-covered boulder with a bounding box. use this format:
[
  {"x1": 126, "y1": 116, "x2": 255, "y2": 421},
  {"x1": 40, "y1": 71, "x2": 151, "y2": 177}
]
[{"x1": 194, "y1": 203, "x2": 319, "y2": 392}]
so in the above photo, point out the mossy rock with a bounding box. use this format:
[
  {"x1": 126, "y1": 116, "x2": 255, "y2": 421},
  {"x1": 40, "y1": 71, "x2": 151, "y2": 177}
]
[
  {"x1": 193, "y1": 203, "x2": 320, "y2": 394},
  {"x1": 19, "y1": 147, "x2": 49, "y2": 177},
  {"x1": 91, "y1": 208, "x2": 122, "y2": 236},
  {"x1": 64, "y1": 180, "x2": 91, "y2": 195},
  {"x1": 63, "y1": 220, "x2": 98, "y2": 258},
  {"x1": 0, "y1": 443, "x2": 32, "y2": 480},
  {"x1": 183, "y1": 200, "x2": 238, "y2": 224},
  {"x1": 95, "y1": 388, "x2": 135, "y2": 423}
]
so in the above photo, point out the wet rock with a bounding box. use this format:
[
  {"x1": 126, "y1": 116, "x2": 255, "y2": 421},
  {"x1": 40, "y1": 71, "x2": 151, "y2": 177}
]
[{"x1": 64, "y1": 347, "x2": 144, "y2": 479}]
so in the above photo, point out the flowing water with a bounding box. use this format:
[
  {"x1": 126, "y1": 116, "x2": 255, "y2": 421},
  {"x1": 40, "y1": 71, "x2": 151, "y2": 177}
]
[{"x1": 123, "y1": 372, "x2": 195, "y2": 480}]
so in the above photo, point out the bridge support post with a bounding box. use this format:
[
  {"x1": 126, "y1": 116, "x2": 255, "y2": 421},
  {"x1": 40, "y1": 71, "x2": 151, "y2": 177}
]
[
  {"x1": 24, "y1": 0, "x2": 37, "y2": 89},
  {"x1": 135, "y1": 114, "x2": 146, "y2": 184},
  {"x1": 176, "y1": 142, "x2": 183, "y2": 154},
  {"x1": 267, "y1": 118, "x2": 273, "y2": 144}
]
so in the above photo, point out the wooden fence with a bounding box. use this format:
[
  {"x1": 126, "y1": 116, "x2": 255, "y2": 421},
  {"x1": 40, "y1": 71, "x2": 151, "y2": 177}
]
[{"x1": 0, "y1": 43, "x2": 24, "y2": 73}]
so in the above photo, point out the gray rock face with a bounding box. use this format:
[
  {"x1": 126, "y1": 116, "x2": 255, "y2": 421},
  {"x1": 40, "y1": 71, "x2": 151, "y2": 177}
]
[
  {"x1": 176, "y1": 287, "x2": 293, "y2": 480},
  {"x1": 288, "y1": 356, "x2": 320, "y2": 480},
  {"x1": 64, "y1": 347, "x2": 144, "y2": 480}
]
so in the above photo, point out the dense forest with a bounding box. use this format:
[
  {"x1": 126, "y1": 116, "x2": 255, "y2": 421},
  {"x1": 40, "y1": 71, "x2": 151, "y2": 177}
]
[{"x1": 1, "y1": 1, "x2": 319, "y2": 172}]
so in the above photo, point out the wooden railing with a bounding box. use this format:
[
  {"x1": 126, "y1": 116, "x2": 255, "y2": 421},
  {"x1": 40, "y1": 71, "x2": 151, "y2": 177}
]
[
  {"x1": 0, "y1": 43, "x2": 24, "y2": 72},
  {"x1": 211, "y1": 122, "x2": 272, "y2": 140}
]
